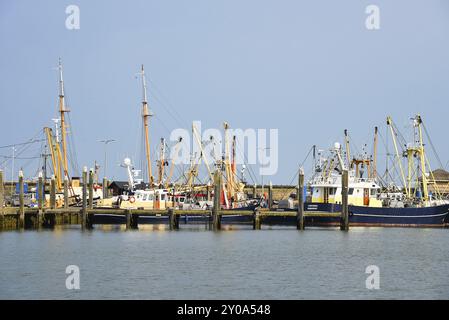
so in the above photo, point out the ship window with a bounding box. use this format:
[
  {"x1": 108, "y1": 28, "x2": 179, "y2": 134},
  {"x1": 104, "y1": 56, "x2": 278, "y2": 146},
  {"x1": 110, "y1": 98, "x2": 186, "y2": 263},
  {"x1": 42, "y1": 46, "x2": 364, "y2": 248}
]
[
  {"x1": 143, "y1": 194, "x2": 148, "y2": 201},
  {"x1": 161, "y1": 194, "x2": 166, "y2": 201},
  {"x1": 348, "y1": 188, "x2": 354, "y2": 195},
  {"x1": 329, "y1": 188, "x2": 336, "y2": 195},
  {"x1": 370, "y1": 189, "x2": 377, "y2": 196},
  {"x1": 149, "y1": 195, "x2": 154, "y2": 201}
]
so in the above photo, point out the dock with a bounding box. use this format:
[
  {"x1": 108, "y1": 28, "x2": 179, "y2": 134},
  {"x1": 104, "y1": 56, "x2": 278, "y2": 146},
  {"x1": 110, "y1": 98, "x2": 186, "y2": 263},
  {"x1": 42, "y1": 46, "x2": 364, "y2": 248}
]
[{"x1": 0, "y1": 169, "x2": 350, "y2": 232}]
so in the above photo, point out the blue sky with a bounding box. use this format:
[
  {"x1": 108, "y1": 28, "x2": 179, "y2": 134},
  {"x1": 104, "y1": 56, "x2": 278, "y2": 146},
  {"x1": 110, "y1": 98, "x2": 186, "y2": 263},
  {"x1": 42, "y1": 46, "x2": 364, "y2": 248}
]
[{"x1": 1, "y1": 0, "x2": 449, "y2": 184}]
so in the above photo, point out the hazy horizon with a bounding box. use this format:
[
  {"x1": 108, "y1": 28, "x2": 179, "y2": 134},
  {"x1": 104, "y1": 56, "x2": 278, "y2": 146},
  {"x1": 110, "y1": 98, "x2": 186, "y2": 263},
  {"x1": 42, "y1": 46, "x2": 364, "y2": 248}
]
[{"x1": 1, "y1": 0, "x2": 449, "y2": 184}]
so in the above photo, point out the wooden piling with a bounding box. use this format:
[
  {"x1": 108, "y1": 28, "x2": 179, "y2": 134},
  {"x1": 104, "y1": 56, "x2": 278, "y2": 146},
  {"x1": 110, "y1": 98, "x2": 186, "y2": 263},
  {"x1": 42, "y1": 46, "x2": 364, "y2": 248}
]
[
  {"x1": 172, "y1": 185, "x2": 177, "y2": 208},
  {"x1": 37, "y1": 173, "x2": 44, "y2": 210},
  {"x1": 297, "y1": 167, "x2": 305, "y2": 230},
  {"x1": 125, "y1": 210, "x2": 131, "y2": 230},
  {"x1": 168, "y1": 207, "x2": 178, "y2": 230},
  {"x1": 206, "y1": 183, "x2": 211, "y2": 201},
  {"x1": 50, "y1": 176, "x2": 56, "y2": 209},
  {"x1": 253, "y1": 184, "x2": 257, "y2": 198},
  {"x1": 212, "y1": 169, "x2": 222, "y2": 230},
  {"x1": 36, "y1": 172, "x2": 44, "y2": 228},
  {"x1": 340, "y1": 169, "x2": 349, "y2": 231},
  {"x1": 18, "y1": 170, "x2": 24, "y2": 229},
  {"x1": 125, "y1": 210, "x2": 138, "y2": 230},
  {"x1": 102, "y1": 177, "x2": 108, "y2": 199},
  {"x1": 268, "y1": 182, "x2": 273, "y2": 210},
  {"x1": 88, "y1": 169, "x2": 94, "y2": 209},
  {"x1": 253, "y1": 209, "x2": 261, "y2": 230},
  {"x1": 63, "y1": 175, "x2": 69, "y2": 209},
  {"x1": 81, "y1": 167, "x2": 88, "y2": 229}
]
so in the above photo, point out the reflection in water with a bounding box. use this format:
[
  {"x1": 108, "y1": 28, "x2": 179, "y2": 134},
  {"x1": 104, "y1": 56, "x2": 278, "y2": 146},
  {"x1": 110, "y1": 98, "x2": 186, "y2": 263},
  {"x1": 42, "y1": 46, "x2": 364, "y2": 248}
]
[{"x1": 0, "y1": 227, "x2": 448, "y2": 299}]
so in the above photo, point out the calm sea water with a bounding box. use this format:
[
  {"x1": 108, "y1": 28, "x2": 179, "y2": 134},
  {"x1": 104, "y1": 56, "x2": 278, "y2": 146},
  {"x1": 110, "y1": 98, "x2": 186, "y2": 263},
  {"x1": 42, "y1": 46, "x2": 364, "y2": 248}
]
[{"x1": 0, "y1": 225, "x2": 448, "y2": 299}]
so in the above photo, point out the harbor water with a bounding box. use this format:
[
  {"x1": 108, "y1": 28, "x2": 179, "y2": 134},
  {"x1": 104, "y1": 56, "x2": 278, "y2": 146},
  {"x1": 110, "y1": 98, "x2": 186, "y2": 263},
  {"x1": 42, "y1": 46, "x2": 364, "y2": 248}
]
[{"x1": 1, "y1": 226, "x2": 448, "y2": 299}]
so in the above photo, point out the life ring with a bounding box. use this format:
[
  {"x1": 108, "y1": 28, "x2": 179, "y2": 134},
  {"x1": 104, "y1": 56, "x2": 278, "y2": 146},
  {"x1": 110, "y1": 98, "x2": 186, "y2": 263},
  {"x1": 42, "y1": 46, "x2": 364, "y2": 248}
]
[{"x1": 129, "y1": 196, "x2": 136, "y2": 203}]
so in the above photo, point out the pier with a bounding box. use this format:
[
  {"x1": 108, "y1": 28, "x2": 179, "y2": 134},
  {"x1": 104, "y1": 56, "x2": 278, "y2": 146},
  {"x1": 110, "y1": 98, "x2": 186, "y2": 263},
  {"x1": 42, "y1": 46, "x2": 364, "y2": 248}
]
[{"x1": 0, "y1": 168, "x2": 350, "y2": 232}]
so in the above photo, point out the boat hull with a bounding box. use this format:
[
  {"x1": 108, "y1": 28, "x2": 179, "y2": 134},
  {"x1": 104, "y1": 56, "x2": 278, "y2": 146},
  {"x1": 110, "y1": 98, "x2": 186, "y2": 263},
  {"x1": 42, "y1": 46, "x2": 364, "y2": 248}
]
[
  {"x1": 88, "y1": 202, "x2": 448, "y2": 227},
  {"x1": 297, "y1": 202, "x2": 449, "y2": 227}
]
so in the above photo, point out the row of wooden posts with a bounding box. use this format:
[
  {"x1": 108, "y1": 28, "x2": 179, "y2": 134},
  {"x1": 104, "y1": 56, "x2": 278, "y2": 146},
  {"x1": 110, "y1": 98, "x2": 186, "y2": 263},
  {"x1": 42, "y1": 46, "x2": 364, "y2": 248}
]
[
  {"x1": 0, "y1": 166, "x2": 350, "y2": 231},
  {"x1": 201, "y1": 167, "x2": 349, "y2": 231}
]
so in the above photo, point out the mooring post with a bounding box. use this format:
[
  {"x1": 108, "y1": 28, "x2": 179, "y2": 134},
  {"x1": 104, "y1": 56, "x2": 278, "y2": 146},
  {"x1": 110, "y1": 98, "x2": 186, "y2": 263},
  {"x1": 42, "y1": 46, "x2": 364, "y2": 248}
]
[
  {"x1": 102, "y1": 177, "x2": 108, "y2": 199},
  {"x1": 253, "y1": 184, "x2": 257, "y2": 199},
  {"x1": 206, "y1": 183, "x2": 211, "y2": 202},
  {"x1": 0, "y1": 170, "x2": 4, "y2": 230},
  {"x1": 37, "y1": 172, "x2": 44, "y2": 210},
  {"x1": 172, "y1": 185, "x2": 177, "y2": 208},
  {"x1": 268, "y1": 181, "x2": 273, "y2": 210},
  {"x1": 36, "y1": 171, "x2": 44, "y2": 228},
  {"x1": 63, "y1": 175, "x2": 69, "y2": 209},
  {"x1": 125, "y1": 210, "x2": 138, "y2": 230},
  {"x1": 82, "y1": 166, "x2": 88, "y2": 229},
  {"x1": 297, "y1": 167, "x2": 305, "y2": 230},
  {"x1": 125, "y1": 210, "x2": 131, "y2": 230},
  {"x1": 168, "y1": 207, "x2": 178, "y2": 230},
  {"x1": 340, "y1": 169, "x2": 349, "y2": 231},
  {"x1": 88, "y1": 169, "x2": 94, "y2": 209},
  {"x1": 253, "y1": 209, "x2": 261, "y2": 230},
  {"x1": 50, "y1": 175, "x2": 56, "y2": 209},
  {"x1": 18, "y1": 170, "x2": 24, "y2": 229},
  {"x1": 212, "y1": 169, "x2": 222, "y2": 230}
]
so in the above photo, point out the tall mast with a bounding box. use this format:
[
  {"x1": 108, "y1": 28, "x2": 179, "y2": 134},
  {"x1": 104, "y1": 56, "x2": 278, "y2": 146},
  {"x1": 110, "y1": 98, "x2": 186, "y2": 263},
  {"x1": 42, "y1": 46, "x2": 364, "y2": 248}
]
[
  {"x1": 223, "y1": 122, "x2": 234, "y2": 199},
  {"x1": 416, "y1": 115, "x2": 428, "y2": 201},
  {"x1": 387, "y1": 116, "x2": 409, "y2": 197},
  {"x1": 140, "y1": 65, "x2": 153, "y2": 185},
  {"x1": 58, "y1": 58, "x2": 69, "y2": 179},
  {"x1": 231, "y1": 135, "x2": 236, "y2": 177},
  {"x1": 373, "y1": 126, "x2": 378, "y2": 179},
  {"x1": 344, "y1": 129, "x2": 351, "y2": 169},
  {"x1": 158, "y1": 138, "x2": 166, "y2": 185}
]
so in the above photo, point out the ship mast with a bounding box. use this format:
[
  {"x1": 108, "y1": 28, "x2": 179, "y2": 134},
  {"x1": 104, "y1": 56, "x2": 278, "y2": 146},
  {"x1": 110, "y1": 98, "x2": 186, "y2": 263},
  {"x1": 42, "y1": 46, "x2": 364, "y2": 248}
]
[
  {"x1": 416, "y1": 115, "x2": 428, "y2": 201},
  {"x1": 231, "y1": 135, "x2": 236, "y2": 179},
  {"x1": 140, "y1": 65, "x2": 153, "y2": 186},
  {"x1": 344, "y1": 129, "x2": 351, "y2": 169},
  {"x1": 58, "y1": 58, "x2": 69, "y2": 180},
  {"x1": 387, "y1": 116, "x2": 409, "y2": 198},
  {"x1": 158, "y1": 138, "x2": 166, "y2": 185},
  {"x1": 373, "y1": 126, "x2": 378, "y2": 179},
  {"x1": 223, "y1": 122, "x2": 234, "y2": 200}
]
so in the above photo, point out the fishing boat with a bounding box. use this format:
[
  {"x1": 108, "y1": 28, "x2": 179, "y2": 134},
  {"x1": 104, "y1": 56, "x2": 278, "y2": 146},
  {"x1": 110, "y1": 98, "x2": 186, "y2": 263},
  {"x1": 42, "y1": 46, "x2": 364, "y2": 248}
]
[
  {"x1": 41, "y1": 59, "x2": 103, "y2": 207},
  {"x1": 282, "y1": 115, "x2": 449, "y2": 227}
]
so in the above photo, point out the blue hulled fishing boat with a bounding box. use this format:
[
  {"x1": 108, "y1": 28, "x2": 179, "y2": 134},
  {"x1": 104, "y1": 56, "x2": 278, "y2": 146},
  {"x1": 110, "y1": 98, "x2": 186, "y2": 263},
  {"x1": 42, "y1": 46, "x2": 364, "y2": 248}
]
[{"x1": 278, "y1": 115, "x2": 449, "y2": 227}]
